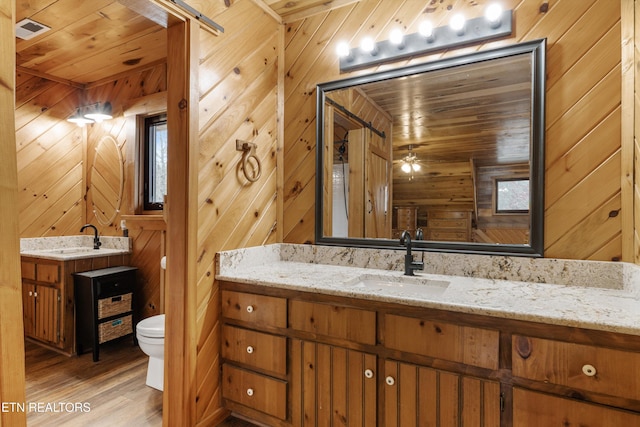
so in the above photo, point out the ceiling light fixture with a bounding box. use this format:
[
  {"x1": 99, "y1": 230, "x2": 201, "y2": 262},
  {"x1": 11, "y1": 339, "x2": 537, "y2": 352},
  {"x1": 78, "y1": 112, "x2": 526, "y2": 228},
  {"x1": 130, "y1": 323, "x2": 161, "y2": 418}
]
[{"x1": 338, "y1": 3, "x2": 512, "y2": 72}]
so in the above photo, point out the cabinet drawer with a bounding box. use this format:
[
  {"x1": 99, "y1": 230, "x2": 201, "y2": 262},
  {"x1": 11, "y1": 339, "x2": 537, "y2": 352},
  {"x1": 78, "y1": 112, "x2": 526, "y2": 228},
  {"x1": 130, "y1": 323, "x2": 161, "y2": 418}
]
[
  {"x1": 429, "y1": 219, "x2": 468, "y2": 229},
  {"x1": 513, "y1": 388, "x2": 640, "y2": 426},
  {"x1": 512, "y1": 335, "x2": 640, "y2": 400},
  {"x1": 222, "y1": 364, "x2": 287, "y2": 420},
  {"x1": 96, "y1": 275, "x2": 133, "y2": 298},
  {"x1": 289, "y1": 300, "x2": 376, "y2": 345},
  {"x1": 384, "y1": 314, "x2": 499, "y2": 369},
  {"x1": 97, "y1": 293, "x2": 132, "y2": 319},
  {"x1": 98, "y1": 315, "x2": 132, "y2": 344},
  {"x1": 37, "y1": 263, "x2": 60, "y2": 284},
  {"x1": 428, "y1": 230, "x2": 468, "y2": 241},
  {"x1": 222, "y1": 326, "x2": 287, "y2": 376},
  {"x1": 221, "y1": 291, "x2": 287, "y2": 328}
]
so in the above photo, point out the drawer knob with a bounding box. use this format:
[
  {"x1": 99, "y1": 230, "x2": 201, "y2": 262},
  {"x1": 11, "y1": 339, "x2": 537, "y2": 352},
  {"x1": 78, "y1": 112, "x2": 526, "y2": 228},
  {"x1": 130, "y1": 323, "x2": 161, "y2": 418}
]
[
  {"x1": 246, "y1": 388, "x2": 254, "y2": 397},
  {"x1": 385, "y1": 376, "x2": 395, "y2": 386},
  {"x1": 582, "y1": 364, "x2": 597, "y2": 377},
  {"x1": 246, "y1": 305, "x2": 254, "y2": 313},
  {"x1": 246, "y1": 345, "x2": 254, "y2": 354},
  {"x1": 364, "y1": 369, "x2": 374, "y2": 379}
]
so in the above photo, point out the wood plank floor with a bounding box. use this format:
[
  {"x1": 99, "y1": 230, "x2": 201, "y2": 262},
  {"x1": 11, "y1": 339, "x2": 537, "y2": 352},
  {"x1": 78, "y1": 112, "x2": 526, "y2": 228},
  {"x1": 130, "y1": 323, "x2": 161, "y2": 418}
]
[
  {"x1": 25, "y1": 338, "x2": 162, "y2": 426},
  {"x1": 25, "y1": 339, "x2": 257, "y2": 426}
]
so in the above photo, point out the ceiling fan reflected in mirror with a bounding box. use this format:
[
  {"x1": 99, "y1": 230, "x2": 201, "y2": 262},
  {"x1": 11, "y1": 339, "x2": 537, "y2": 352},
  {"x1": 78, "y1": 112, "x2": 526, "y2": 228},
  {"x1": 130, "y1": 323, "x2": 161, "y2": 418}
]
[{"x1": 401, "y1": 145, "x2": 421, "y2": 179}]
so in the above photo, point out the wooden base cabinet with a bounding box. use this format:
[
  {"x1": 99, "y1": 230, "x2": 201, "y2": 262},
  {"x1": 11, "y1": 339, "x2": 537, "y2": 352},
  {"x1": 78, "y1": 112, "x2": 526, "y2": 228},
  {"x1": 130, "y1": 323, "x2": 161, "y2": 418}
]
[
  {"x1": 22, "y1": 283, "x2": 60, "y2": 345},
  {"x1": 219, "y1": 281, "x2": 640, "y2": 426},
  {"x1": 384, "y1": 360, "x2": 500, "y2": 427}
]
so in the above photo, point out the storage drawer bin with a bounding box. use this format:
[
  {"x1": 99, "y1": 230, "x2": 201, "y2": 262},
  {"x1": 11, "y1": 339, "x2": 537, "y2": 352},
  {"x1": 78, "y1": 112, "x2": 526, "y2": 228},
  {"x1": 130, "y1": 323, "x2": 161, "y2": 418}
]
[
  {"x1": 98, "y1": 315, "x2": 132, "y2": 344},
  {"x1": 98, "y1": 293, "x2": 132, "y2": 319}
]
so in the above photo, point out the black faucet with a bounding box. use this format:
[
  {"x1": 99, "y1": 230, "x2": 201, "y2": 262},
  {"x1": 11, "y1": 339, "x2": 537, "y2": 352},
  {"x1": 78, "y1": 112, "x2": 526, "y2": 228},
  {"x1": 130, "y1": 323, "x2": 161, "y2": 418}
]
[
  {"x1": 80, "y1": 224, "x2": 101, "y2": 249},
  {"x1": 400, "y1": 230, "x2": 424, "y2": 276}
]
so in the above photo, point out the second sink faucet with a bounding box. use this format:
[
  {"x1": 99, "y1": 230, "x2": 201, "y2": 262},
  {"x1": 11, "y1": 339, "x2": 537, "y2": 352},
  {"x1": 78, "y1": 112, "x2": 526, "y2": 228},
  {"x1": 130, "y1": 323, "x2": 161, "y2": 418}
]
[
  {"x1": 400, "y1": 230, "x2": 424, "y2": 276},
  {"x1": 80, "y1": 224, "x2": 101, "y2": 250}
]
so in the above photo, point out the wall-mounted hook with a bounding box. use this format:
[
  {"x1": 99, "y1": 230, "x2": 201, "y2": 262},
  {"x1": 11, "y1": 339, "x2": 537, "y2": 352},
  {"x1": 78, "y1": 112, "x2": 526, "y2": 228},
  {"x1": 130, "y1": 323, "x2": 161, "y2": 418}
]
[{"x1": 236, "y1": 139, "x2": 262, "y2": 183}]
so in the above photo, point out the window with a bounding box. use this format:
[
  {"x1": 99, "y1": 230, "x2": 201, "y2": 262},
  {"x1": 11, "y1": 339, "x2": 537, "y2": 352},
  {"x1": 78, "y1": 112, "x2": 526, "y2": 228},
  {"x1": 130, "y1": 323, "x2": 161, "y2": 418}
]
[
  {"x1": 495, "y1": 178, "x2": 529, "y2": 214},
  {"x1": 143, "y1": 114, "x2": 168, "y2": 210}
]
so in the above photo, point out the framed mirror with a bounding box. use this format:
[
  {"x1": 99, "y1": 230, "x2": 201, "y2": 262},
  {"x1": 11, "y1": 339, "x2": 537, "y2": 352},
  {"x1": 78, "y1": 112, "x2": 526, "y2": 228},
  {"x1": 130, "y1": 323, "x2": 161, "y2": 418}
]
[
  {"x1": 90, "y1": 135, "x2": 124, "y2": 226},
  {"x1": 315, "y1": 39, "x2": 546, "y2": 256}
]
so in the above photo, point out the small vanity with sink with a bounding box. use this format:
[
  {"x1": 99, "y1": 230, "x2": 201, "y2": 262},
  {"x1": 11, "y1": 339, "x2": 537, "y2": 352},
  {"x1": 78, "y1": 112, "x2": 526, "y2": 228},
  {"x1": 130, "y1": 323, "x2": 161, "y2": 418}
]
[
  {"x1": 20, "y1": 235, "x2": 131, "y2": 356},
  {"x1": 216, "y1": 243, "x2": 640, "y2": 426}
]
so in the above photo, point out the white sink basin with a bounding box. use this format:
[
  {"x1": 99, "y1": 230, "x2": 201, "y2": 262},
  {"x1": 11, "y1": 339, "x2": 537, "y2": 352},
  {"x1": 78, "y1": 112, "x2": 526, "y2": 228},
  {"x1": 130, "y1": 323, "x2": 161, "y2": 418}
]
[{"x1": 344, "y1": 273, "x2": 450, "y2": 296}]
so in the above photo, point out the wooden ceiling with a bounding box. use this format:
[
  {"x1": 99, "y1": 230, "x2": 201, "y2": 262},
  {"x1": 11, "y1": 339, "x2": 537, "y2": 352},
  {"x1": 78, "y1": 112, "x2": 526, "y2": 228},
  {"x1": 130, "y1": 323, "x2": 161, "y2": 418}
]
[
  {"x1": 358, "y1": 52, "x2": 533, "y2": 167},
  {"x1": 15, "y1": 0, "x2": 356, "y2": 86}
]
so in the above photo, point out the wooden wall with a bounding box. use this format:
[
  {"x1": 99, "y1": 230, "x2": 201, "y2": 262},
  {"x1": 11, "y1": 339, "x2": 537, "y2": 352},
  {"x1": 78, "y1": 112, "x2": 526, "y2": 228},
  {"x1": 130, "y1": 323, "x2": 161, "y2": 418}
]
[
  {"x1": 282, "y1": 0, "x2": 625, "y2": 262},
  {"x1": 0, "y1": 0, "x2": 27, "y2": 424},
  {"x1": 186, "y1": 1, "x2": 281, "y2": 424}
]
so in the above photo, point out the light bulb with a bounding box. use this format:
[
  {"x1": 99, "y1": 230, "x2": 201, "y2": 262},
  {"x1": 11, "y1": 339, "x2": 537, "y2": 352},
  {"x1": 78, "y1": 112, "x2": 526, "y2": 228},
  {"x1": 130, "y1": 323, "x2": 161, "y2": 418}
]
[
  {"x1": 336, "y1": 41, "x2": 350, "y2": 58},
  {"x1": 401, "y1": 163, "x2": 411, "y2": 173},
  {"x1": 389, "y1": 29, "x2": 404, "y2": 46},
  {"x1": 412, "y1": 163, "x2": 421, "y2": 172},
  {"x1": 449, "y1": 13, "x2": 466, "y2": 34},
  {"x1": 360, "y1": 37, "x2": 376, "y2": 54},
  {"x1": 485, "y1": 3, "x2": 503, "y2": 27},
  {"x1": 418, "y1": 20, "x2": 434, "y2": 39}
]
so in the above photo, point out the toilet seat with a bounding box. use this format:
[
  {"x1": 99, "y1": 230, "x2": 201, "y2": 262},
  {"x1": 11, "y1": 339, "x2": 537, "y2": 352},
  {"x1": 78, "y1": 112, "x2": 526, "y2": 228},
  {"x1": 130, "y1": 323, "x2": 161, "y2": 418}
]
[{"x1": 137, "y1": 314, "x2": 165, "y2": 338}]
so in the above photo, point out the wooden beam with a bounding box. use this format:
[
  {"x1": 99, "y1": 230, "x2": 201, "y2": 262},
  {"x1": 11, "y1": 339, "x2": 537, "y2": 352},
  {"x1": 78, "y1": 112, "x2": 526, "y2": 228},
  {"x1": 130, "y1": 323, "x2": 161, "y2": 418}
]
[
  {"x1": 0, "y1": 0, "x2": 27, "y2": 425},
  {"x1": 621, "y1": 0, "x2": 634, "y2": 262},
  {"x1": 250, "y1": 0, "x2": 283, "y2": 24},
  {"x1": 279, "y1": 0, "x2": 360, "y2": 23},
  {"x1": 16, "y1": 66, "x2": 84, "y2": 89},
  {"x1": 163, "y1": 17, "x2": 199, "y2": 427}
]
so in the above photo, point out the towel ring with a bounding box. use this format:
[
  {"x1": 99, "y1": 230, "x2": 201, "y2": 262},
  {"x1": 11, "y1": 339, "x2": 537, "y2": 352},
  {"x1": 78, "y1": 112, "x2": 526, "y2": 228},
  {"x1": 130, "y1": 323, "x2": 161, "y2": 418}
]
[{"x1": 236, "y1": 140, "x2": 262, "y2": 183}]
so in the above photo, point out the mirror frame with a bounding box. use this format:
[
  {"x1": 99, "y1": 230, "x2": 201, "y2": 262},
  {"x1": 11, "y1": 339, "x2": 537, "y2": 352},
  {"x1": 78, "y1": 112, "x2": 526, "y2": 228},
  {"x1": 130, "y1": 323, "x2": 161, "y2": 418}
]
[{"x1": 315, "y1": 38, "x2": 546, "y2": 257}]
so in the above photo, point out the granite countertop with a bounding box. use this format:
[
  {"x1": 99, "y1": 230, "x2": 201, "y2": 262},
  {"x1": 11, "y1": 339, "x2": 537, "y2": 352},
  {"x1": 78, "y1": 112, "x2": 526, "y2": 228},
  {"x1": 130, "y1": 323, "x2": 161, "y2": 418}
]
[
  {"x1": 20, "y1": 236, "x2": 131, "y2": 261},
  {"x1": 216, "y1": 244, "x2": 640, "y2": 336}
]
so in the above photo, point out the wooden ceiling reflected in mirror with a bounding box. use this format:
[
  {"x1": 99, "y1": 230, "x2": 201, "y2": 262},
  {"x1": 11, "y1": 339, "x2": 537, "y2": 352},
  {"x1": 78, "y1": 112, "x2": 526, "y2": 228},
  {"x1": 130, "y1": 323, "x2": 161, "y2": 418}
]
[{"x1": 316, "y1": 39, "x2": 546, "y2": 256}]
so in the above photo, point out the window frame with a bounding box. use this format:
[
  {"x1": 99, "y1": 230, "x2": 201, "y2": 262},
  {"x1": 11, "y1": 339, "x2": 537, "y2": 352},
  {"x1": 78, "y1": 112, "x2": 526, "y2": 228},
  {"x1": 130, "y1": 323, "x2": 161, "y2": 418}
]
[
  {"x1": 140, "y1": 113, "x2": 168, "y2": 212},
  {"x1": 493, "y1": 176, "x2": 530, "y2": 215}
]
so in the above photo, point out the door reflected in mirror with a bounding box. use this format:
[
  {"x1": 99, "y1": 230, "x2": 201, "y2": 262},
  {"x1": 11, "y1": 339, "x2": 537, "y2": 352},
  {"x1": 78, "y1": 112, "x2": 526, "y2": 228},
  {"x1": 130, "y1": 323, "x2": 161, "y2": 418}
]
[{"x1": 316, "y1": 39, "x2": 546, "y2": 256}]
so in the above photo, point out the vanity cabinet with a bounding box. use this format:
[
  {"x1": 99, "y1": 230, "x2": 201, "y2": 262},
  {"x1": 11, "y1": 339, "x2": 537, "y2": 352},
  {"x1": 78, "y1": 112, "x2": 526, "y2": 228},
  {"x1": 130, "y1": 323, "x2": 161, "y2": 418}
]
[
  {"x1": 20, "y1": 253, "x2": 130, "y2": 356},
  {"x1": 219, "y1": 281, "x2": 640, "y2": 426},
  {"x1": 21, "y1": 259, "x2": 61, "y2": 346}
]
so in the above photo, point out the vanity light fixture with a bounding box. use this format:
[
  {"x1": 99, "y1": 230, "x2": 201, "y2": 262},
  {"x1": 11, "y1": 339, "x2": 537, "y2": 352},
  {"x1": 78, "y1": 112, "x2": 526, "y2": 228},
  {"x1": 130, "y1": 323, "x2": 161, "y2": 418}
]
[
  {"x1": 67, "y1": 102, "x2": 113, "y2": 127},
  {"x1": 338, "y1": 3, "x2": 512, "y2": 72}
]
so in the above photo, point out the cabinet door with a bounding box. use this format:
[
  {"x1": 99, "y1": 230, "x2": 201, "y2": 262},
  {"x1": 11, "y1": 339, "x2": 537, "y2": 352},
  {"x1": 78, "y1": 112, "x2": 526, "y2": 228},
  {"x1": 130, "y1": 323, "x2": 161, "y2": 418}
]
[
  {"x1": 22, "y1": 283, "x2": 36, "y2": 338},
  {"x1": 35, "y1": 285, "x2": 60, "y2": 344},
  {"x1": 513, "y1": 388, "x2": 640, "y2": 426},
  {"x1": 384, "y1": 360, "x2": 500, "y2": 427},
  {"x1": 291, "y1": 339, "x2": 377, "y2": 426}
]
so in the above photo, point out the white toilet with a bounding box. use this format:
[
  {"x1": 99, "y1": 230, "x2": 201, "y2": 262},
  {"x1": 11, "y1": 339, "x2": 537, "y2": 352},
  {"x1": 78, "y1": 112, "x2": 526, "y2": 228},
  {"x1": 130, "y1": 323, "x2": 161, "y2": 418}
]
[{"x1": 136, "y1": 314, "x2": 165, "y2": 391}]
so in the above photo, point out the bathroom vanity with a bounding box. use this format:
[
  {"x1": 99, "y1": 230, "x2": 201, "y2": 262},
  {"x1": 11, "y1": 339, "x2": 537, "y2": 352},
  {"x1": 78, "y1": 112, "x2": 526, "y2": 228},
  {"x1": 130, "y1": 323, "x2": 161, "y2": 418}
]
[
  {"x1": 20, "y1": 236, "x2": 131, "y2": 355},
  {"x1": 216, "y1": 244, "x2": 640, "y2": 426}
]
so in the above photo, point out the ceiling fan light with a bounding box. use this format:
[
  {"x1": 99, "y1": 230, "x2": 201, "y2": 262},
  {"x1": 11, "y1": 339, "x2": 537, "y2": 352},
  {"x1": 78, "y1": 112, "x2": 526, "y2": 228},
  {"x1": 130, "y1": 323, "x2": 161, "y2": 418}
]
[
  {"x1": 412, "y1": 163, "x2": 421, "y2": 172},
  {"x1": 401, "y1": 162, "x2": 412, "y2": 173}
]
